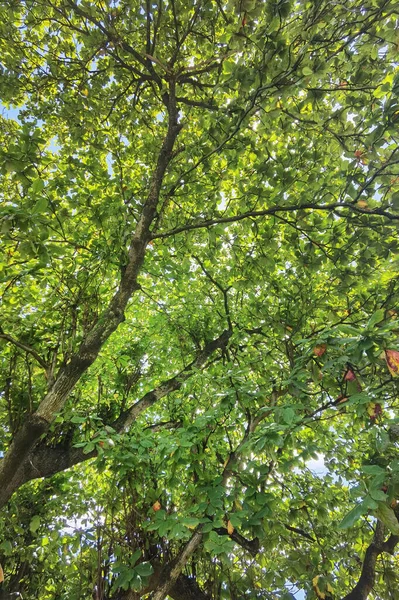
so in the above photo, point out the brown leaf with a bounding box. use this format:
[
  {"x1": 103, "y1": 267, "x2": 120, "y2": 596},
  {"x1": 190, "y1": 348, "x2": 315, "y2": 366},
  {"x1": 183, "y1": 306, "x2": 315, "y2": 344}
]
[
  {"x1": 313, "y1": 344, "x2": 327, "y2": 357},
  {"x1": 344, "y1": 369, "x2": 356, "y2": 381},
  {"x1": 385, "y1": 349, "x2": 399, "y2": 377}
]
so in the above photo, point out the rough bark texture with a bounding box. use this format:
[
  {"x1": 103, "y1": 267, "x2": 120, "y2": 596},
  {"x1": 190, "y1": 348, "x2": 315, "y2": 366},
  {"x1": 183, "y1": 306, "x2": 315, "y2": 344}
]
[
  {"x1": 0, "y1": 84, "x2": 181, "y2": 510},
  {"x1": 169, "y1": 574, "x2": 212, "y2": 600},
  {"x1": 0, "y1": 329, "x2": 231, "y2": 495},
  {"x1": 341, "y1": 520, "x2": 399, "y2": 600},
  {"x1": 151, "y1": 530, "x2": 203, "y2": 600},
  {"x1": 112, "y1": 573, "x2": 212, "y2": 600}
]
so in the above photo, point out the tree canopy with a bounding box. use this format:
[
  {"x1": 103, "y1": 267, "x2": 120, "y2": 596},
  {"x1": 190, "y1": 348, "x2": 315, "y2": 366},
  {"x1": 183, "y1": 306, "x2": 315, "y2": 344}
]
[{"x1": 0, "y1": 0, "x2": 399, "y2": 598}]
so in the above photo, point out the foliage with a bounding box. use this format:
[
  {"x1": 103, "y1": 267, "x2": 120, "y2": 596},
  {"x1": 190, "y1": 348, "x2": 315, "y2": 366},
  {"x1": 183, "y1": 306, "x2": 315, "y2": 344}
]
[{"x1": 0, "y1": 0, "x2": 399, "y2": 598}]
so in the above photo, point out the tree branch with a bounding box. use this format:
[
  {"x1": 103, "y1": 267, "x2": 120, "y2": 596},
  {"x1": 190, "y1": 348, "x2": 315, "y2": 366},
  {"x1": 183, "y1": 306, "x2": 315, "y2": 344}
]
[
  {"x1": 215, "y1": 527, "x2": 260, "y2": 556},
  {"x1": 8, "y1": 330, "x2": 232, "y2": 490},
  {"x1": 0, "y1": 332, "x2": 49, "y2": 373},
  {"x1": 152, "y1": 202, "x2": 399, "y2": 240},
  {"x1": 114, "y1": 329, "x2": 231, "y2": 431},
  {"x1": 176, "y1": 96, "x2": 218, "y2": 110},
  {"x1": 341, "y1": 520, "x2": 399, "y2": 600},
  {"x1": 284, "y1": 524, "x2": 316, "y2": 543},
  {"x1": 151, "y1": 529, "x2": 203, "y2": 600},
  {"x1": 0, "y1": 81, "x2": 181, "y2": 510}
]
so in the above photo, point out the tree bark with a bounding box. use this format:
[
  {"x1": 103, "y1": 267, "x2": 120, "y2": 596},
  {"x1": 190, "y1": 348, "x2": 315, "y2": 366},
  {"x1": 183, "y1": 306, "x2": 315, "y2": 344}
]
[
  {"x1": 341, "y1": 520, "x2": 399, "y2": 600},
  {"x1": 151, "y1": 530, "x2": 203, "y2": 600},
  {"x1": 112, "y1": 573, "x2": 212, "y2": 600},
  {"x1": 1, "y1": 330, "x2": 231, "y2": 495},
  {"x1": 0, "y1": 83, "x2": 181, "y2": 510},
  {"x1": 169, "y1": 574, "x2": 212, "y2": 600}
]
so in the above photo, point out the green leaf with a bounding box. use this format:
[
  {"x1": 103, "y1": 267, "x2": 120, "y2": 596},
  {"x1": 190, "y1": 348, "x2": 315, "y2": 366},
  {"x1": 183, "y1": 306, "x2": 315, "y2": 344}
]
[
  {"x1": 367, "y1": 309, "x2": 385, "y2": 328},
  {"x1": 0, "y1": 540, "x2": 12, "y2": 555},
  {"x1": 282, "y1": 407, "x2": 295, "y2": 424},
  {"x1": 369, "y1": 489, "x2": 387, "y2": 502},
  {"x1": 223, "y1": 60, "x2": 235, "y2": 75},
  {"x1": 302, "y1": 66, "x2": 313, "y2": 76},
  {"x1": 32, "y1": 196, "x2": 48, "y2": 214},
  {"x1": 336, "y1": 324, "x2": 361, "y2": 336},
  {"x1": 31, "y1": 178, "x2": 45, "y2": 193},
  {"x1": 362, "y1": 465, "x2": 385, "y2": 475},
  {"x1": 83, "y1": 442, "x2": 95, "y2": 454},
  {"x1": 134, "y1": 562, "x2": 154, "y2": 577},
  {"x1": 29, "y1": 515, "x2": 41, "y2": 534},
  {"x1": 338, "y1": 503, "x2": 366, "y2": 530},
  {"x1": 375, "y1": 503, "x2": 399, "y2": 535},
  {"x1": 181, "y1": 517, "x2": 201, "y2": 528}
]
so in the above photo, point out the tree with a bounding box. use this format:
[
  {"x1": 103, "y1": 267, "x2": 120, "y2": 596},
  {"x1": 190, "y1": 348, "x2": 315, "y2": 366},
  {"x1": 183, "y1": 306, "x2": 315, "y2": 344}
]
[{"x1": 0, "y1": 0, "x2": 398, "y2": 597}]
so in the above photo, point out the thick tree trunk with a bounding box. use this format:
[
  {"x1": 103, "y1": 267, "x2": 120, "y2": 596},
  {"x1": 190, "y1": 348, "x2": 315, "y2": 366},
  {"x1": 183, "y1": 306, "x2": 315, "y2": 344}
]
[
  {"x1": 341, "y1": 521, "x2": 399, "y2": 600},
  {"x1": 0, "y1": 85, "x2": 181, "y2": 510},
  {"x1": 112, "y1": 574, "x2": 212, "y2": 600},
  {"x1": 0, "y1": 330, "x2": 231, "y2": 497},
  {"x1": 151, "y1": 530, "x2": 203, "y2": 600}
]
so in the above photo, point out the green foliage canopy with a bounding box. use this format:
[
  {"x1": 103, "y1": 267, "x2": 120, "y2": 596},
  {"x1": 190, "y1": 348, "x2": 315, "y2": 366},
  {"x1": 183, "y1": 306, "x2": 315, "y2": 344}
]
[{"x1": 0, "y1": 0, "x2": 399, "y2": 598}]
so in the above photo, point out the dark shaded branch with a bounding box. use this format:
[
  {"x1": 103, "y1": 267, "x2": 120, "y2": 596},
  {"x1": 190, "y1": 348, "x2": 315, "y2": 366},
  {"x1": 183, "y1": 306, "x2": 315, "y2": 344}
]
[
  {"x1": 341, "y1": 520, "x2": 399, "y2": 600},
  {"x1": 143, "y1": 420, "x2": 182, "y2": 432},
  {"x1": 169, "y1": 574, "x2": 212, "y2": 600},
  {"x1": 111, "y1": 572, "x2": 211, "y2": 600},
  {"x1": 151, "y1": 529, "x2": 203, "y2": 600},
  {"x1": 3, "y1": 444, "x2": 95, "y2": 497},
  {"x1": 0, "y1": 82, "x2": 181, "y2": 510},
  {"x1": 192, "y1": 255, "x2": 232, "y2": 330},
  {"x1": 176, "y1": 96, "x2": 217, "y2": 110},
  {"x1": 284, "y1": 524, "x2": 316, "y2": 542},
  {"x1": 0, "y1": 332, "x2": 49, "y2": 372},
  {"x1": 215, "y1": 527, "x2": 260, "y2": 556},
  {"x1": 381, "y1": 532, "x2": 399, "y2": 555},
  {"x1": 152, "y1": 202, "x2": 399, "y2": 240}
]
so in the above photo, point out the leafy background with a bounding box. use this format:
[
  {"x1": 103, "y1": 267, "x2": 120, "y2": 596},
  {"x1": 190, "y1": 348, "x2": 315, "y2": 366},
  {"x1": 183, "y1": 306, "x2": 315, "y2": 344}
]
[{"x1": 0, "y1": 0, "x2": 399, "y2": 598}]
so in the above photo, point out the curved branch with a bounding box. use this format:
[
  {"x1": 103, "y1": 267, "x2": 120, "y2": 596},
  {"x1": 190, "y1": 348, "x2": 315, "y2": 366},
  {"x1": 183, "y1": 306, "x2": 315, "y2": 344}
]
[
  {"x1": 341, "y1": 520, "x2": 399, "y2": 600},
  {"x1": 0, "y1": 332, "x2": 49, "y2": 372},
  {"x1": 152, "y1": 202, "x2": 399, "y2": 240},
  {"x1": 0, "y1": 82, "x2": 181, "y2": 510},
  {"x1": 151, "y1": 529, "x2": 203, "y2": 600},
  {"x1": 8, "y1": 330, "x2": 232, "y2": 492}
]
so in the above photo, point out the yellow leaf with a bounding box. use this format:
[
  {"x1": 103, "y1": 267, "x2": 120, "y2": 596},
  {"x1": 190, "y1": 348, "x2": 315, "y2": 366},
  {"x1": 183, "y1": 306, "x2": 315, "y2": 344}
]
[
  {"x1": 227, "y1": 520, "x2": 234, "y2": 535},
  {"x1": 356, "y1": 200, "x2": 368, "y2": 209},
  {"x1": 312, "y1": 575, "x2": 331, "y2": 599},
  {"x1": 385, "y1": 349, "x2": 399, "y2": 377}
]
